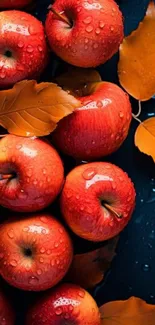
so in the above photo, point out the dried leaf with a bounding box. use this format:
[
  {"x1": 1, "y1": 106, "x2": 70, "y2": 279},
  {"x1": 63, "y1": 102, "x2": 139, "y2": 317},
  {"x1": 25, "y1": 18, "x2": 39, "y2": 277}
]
[
  {"x1": 135, "y1": 117, "x2": 155, "y2": 162},
  {"x1": 100, "y1": 297, "x2": 155, "y2": 325},
  {"x1": 66, "y1": 236, "x2": 119, "y2": 289},
  {"x1": 56, "y1": 67, "x2": 101, "y2": 97},
  {"x1": 0, "y1": 80, "x2": 81, "y2": 137},
  {"x1": 118, "y1": 1, "x2": 155, "y2": 101}
]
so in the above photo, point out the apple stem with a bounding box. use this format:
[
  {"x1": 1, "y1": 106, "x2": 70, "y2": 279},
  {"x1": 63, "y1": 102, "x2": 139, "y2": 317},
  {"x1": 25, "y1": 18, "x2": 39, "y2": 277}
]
[
  {"x1": 0, "y1": 174, "x2": 13, "y2": 181},
  {"x1": 50, "y1": 6, "x2": 72, "y2": 27},
  {"x1": 103, "y1": 203, "x2": 123, "y2": 219}
]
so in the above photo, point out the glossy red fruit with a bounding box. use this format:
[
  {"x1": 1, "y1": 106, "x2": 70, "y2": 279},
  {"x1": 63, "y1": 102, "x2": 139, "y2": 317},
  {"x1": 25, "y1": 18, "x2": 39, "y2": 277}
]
[
  {"x1": 0, "y1": 0, "x2": 32, "y2": 9},
  {"x1": 61, "y1": 162, "x2": 136, "y2": 242},
  {"x1": 0, "y1": 289, "x2": 15, "y2": 324},
  {"x1": 45, "y1": 0, "x2": 123, "y2": 68},
  {"x1": 53, "y1": 82, "x2": 132, "y2": 160},
  {"x1": 26, "y1": 283, "x2": 101, "y2": 324},
  {"x1": 0, "y1": 214, "x2": 73, "y2": 291},
  {"x1": 0, "y1": 135, "x2": 64, "y2": 212},
  {"x1": 0, "y1": 10, "x2": 48, "y2": 88}
]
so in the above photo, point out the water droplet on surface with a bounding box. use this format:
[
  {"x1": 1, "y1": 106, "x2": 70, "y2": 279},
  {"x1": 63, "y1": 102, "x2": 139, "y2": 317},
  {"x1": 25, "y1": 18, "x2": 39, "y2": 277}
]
[
  {"x1": 78, "y1": 290, "x2": 85, "y2": 298},
  {"x1": 119, "y1": 112, "x2": 124, "y2": 118},
  {"x1": 83, "y1": 16, "x2": 92, "y2": 24},
  {"x1": 18, "y1": 41, "x2": 24, "y2": 48},
  {"x1": 37, "y1": 269, "x2": 42, "y2": 275},
  {"x1": 54, "y1": 242, "x2": 59, "y2": 248},
  {"x1": 69, "y1": 305, "x2": 73, "y2": 311},
  {"x1": 93, "y1": 43, "x2": 98, "y2": 49},
  {"x1": 77, "y1": 6, "x2": 82, "y2": 12},
  {"x1": 112, "y1": 183, "x2": 116, "y2": 189},
  {"x1": 97, "y1": 100, "x2": 103, "y2": 108},
  {"x1": 27, "y1": 45, "x2": 34, "y2": 53},
  {"x1": 95, "y1": 28, "x2": 100, "y2": 35},
  {"x1": 141, "y1": 264, "x2": 150, "y2": 272},
  {"x1": 38, "y1": 45, "x2": 43, "y2": 52},
  {"x1": 47, "y1": 249, "x2": 51, "y2": 255},
  {"x1": 28, "y1": 276, "x2": 39, "y2": 285},
  {"x1": 82, "y1": 168, "x2": 96, "y2": 180},
  {"x1": 42, "y1": 168, "x2": 46, "y2": 175},
  {"x1": 10, "y1": 260, "x2": 17, "y2": 267},
  {"x1": 39, "y1": 257, "x2": 44, "y2": 263},
  {"x1": 7, "y1": 230, "x2": 14, "y2": 239},
  {"x1": 40, "y1": 247, "x2": 45, "y2": 254},
  {"x1": 85, "y1": 38, "x2": 89, "y2": 44},
  {"x1": 86, "y1": 25, "x2": 93, "y2": 33},
  {"x1": 99, "y1": 21, "x2": 105, "y2": 28},
  {"x1": 0, "y1": 72, "x2": 6, "y2": 79},
  {"x1": 33, "y1": 180, "x2": 38, "y2": 185},
  {"x1": 40, "y1": 217, "x2": 48, "y2": 223},
  {"x1": 55, "y1": 307, "x2": 63, "y2": 315},
  {"x1": 27, "y1": 169, "x2": 32, "y2": 177},
  {"x1": 111, "y1": 26, "x2": 114, "y2": 31}
]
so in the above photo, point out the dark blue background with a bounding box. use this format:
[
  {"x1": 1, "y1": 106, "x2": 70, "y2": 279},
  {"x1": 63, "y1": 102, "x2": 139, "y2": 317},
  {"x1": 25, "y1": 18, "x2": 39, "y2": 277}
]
[{"x1": 1, "y1": 0, "x2": 155, "y2": 323}]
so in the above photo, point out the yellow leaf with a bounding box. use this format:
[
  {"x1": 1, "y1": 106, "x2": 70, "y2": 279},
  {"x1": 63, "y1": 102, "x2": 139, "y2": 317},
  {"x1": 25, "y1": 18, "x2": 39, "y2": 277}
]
[
  {"x1": 0, "y1": 80, "x2": 81, "y2": 137},
  {"x1": 100, "y1": 297, "x2": 155, "y2": 325},
  {"x1": 135, "y1": 117, "x2": 155, "y2": 162},
  {"x1": 56, "y1": 66, "x2": 102, "y2": 97},
  {"x1": 66, "y1": 236, "x2": 118, "y2": 289},
  {"x1": 118, "y1": 1, "x2": 155, "y2": 101}
]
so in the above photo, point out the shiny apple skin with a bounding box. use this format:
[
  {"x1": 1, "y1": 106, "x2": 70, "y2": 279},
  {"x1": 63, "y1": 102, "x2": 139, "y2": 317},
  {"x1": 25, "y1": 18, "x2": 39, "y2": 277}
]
[
  {"x1": 26, "y1": 283, "x2": 101, "y2": 325},
  {"x1": 0, "y1": 0, "x2": 32, "y2": 9},
  {"x1": 0, "y1": 214, "x2": 73, "y2": 291},
  {"x1": 53, "y1": 82, "x2": 132, "y2": 160},
  {"x1": 0, "y1": 290, "x2": 15, "y2": 325},
  {"x1": 45, "y1": 0, "x2": 123, "y2": 68},
  {"x1": 0, "y1": 10, "x2": 48, "y2": 88},
  {"x1": 0, "y1": 135, "x2": 64, "y2": 212},
  {"x1": 61, "y1": 162, "x2": 136, "y2": 242}
]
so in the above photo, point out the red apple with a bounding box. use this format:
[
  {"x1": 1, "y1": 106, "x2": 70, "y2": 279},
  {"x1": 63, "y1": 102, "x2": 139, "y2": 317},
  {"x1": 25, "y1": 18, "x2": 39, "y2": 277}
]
[
  {"x1": 0, "y1": 10, "x2": 48, "y2": 88},
  {"x1": 61, "y1": 162, "x2": 136, "y2": 241},
  {"x1": 26, "y1": 283, "x2": 101, "y2": 324},
  {"x1": 53, "y1": 82, "x2": 132, "y2": 160},
  {"x1": 0, "y1": 289, "x2": 15, "y2": 324},
  {"x1": 0, "y1": 0, "x2": 32, "y2": 9},
  {"x1": 45, "y1": 0, "x2": 123, "y2": 68},
  {"x1": 0, "y1": 135, "x2": 64, "y2": 212},
  {"x1": 0, "y1": 214, "x2": 73, "y2": 291}
]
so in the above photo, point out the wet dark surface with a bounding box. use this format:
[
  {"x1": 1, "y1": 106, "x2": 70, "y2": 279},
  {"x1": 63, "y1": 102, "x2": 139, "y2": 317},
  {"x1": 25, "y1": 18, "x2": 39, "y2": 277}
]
[{"x1": 1, "y1": 0, "x2": 155, "y2": 323}]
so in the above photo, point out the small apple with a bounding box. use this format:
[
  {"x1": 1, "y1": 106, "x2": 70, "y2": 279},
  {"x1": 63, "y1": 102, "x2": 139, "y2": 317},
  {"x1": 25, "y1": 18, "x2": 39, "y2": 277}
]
[
  {"x1": 0, "y1": 10, "x2": 48, "y2": 88},
  {"x1": 0, "y1": 0, "x2": 32, "y2": 9},
  {"x1": 61, "y1": 162, "x2": 136, "y2": 241},
  {"x1": 45, "y1": 0, "x2": 123, "y2": 68},
  {"x1": 0, "y1": 289, "x2": 15, "y2": 324},
  {"x1": 0, "y1": 134, "x2": 64, "y2": 212},
  {"x1": 0, "y1": 214, "x2": 73, "y2": 291},
  {"x1": 53, "y1": 82, "x2": 132, "y2": 160},
  {"x1": 26, "y1": 283, "x2": 101, "y2": 324}
]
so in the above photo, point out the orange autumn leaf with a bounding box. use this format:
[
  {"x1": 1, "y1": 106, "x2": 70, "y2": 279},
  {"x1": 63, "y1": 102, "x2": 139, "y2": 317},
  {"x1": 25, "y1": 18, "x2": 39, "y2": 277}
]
[
  {"x1": 66, "y1": 236, "x2": 119, "y2": 289},
  {"x1": 135, "y1": 117, "x2": 155, "y2": 162},
  {"x1": 100, "y1": 297, "x2": 155, "y2": 325},
  {"x1": 118, "y1": 1, "x2": 155, "y2": 101},
  {"x1": 56, "y1": 67, "x2": 101, "y2": 97},
  {"x1": 0, "y1": 80, "x2": 81, "y2": 137}
]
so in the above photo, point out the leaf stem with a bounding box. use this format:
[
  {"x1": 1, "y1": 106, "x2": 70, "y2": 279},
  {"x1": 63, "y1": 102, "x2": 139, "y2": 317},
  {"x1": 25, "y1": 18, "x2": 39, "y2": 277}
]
[
  {"x1": 132, "y1": 100, "x2": 142, "y2": 123},
  {"x1": 103, "y1": 203, "x2": 123, "y2": 219},
  {"x1": 50, "y1": 6, "x2": 72, "y2": 27}
]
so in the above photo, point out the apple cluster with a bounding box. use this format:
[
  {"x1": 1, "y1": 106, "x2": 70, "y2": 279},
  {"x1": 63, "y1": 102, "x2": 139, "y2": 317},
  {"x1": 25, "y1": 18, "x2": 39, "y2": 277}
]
[{"x1": 0, "y1": 0, "x2": 136, "y2": 324}]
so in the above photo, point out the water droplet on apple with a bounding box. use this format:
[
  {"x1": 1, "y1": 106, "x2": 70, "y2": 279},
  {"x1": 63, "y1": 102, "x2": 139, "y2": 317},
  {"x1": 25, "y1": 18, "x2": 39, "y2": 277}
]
[
  {"x1": 99, "y1": 21, "x2": 105, "y2": 28},
  {"x1": 93, "y1": 43, "x2": 98, "y2": 49},
  {"x1": 42, "y1": 168, "x2": 46, "y2": 175},
  {"x1": 59, "y1": 228, "x2": 63, "y2": 234},
  {"x1": 141, "y1": 264, "x2": 150, "y2": 272},
  {"x1": 77, "y1": 6, "x2": 82, "y2": 12},
  {"x1": 109, "y1": 220, "x2": 114, "y2": 227},
  {"x1": 76, "y1": 195, "x2": 80, "y2": 200},
  {"x1": 27, "y1": 45, "x2": 34, "y2": 53},
  {"x1": 55, "y1": 307, "x2": 63, "y2": 315},
  {"x1": 37, "y1": 269, "x2": 42, "y2": 275},
  {"x1": 47, "y1": 249, "x2": 51, "y2": 255},
  {"x1": 18, "y1": 41, "x2": 24, "y2": 48},
  {"x1": 7, "y1": 230, "x2": 14, "y2": 239},
  {"x1": 119, "y1": 112, "x2": 124, "y2": 118},
  {"x1": 39, "y1": 257, "x2": 44, "y2": 263},
  {"x1": 40, "y1": 217, "x2": 48, "y2": 223},
  {"x1": 86, "y1": 25, "x2": 93, "y2": 33},
  {"x1": 40, "y1": 247, "x2": 45, "y2": 254},
  {"x1": 27, "y1": 169, "x2": 32, "y2": 177},
  {"x1": 28, "y1": 276, "x2": 39, "y2": 285},
  {"x1": 82, "y1": 168, "x2": 96, "y2": 180},
  {"x1": 38, "y1": 46, "x2": 43, "y2": 52},
  {"x1": 54, "y1": 242, "x2": 59, "y2": 248},
  {"x1": 111, "y1": 26, "x2": 114, "y2": 32},
  {"x1": 56, "y1": 259, "x2": 60, "y2": 265},
  {"x1": 0, "y1": 72, "x2": 6, "y2": 79},
  {"x1": 19, "y1": 190, "x2": 28, "y2": 200},
  {"x1": 85, "y1": 38, "x2": 89, "y2": 44},
  {"x1": 69, "y1": 305, "x2": 73, "y2": 311},
  {"x1": 10, "y1": 260, "x2": 17, "y2": 267},
  {"x1": 112, "y1": 183, "x2": 116, "y2": 189},
  {"x1": 95, "y1": 28, "x2": 100, "y2": 35},
  {"x1": 85, "y1": 45, "x2": 88, "y2": 50},
  {"x1": 78, "y1": 290, "x2": 85, "y2": 298},
  {"x1": 112, "y1": 7, "x2": 116, "y2": 12},
  {"x1": 83, "y1": 16, "x2": 92, "y2": 24},
  {"x1": 51, "y1": 259, "x2": 55, "y2": 266},
  {"x1": 33, "y1": 179, "x2": 38, "y2": 185},
  {"x1": 97, "y1": 101, "x2": 103, "y2": 108}
]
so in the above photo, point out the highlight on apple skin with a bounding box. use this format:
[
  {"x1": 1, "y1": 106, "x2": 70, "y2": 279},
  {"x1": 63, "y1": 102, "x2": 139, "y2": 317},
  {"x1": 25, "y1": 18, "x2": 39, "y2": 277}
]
[
  {"x1": 0, "y1": 214, "x2": 73, "y2": 291},
  {"x1": 0, "y1": 289, "x2": 15, "y2": 325},
  {"x1": 53, "y1": 82, "x2": 132, "y2": 160},
  {"x1": 0, "y1": 10, "x2": 48, "y2": 88},
  {"x1": 0, "y1": 135, "x2": 64, "y2": 212},
  {"x1": 26, "y1": 283, "x2": 101, "y2": 325},
  {"x1": 45, "y1": 0, "x2": 123, "y2": 68},
  {"x1": 61, "y1": 162, "x2": 136, "y2": 242},
  {"x1": 0, "y1": 0, "x2": 32, "y2": 9}
]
